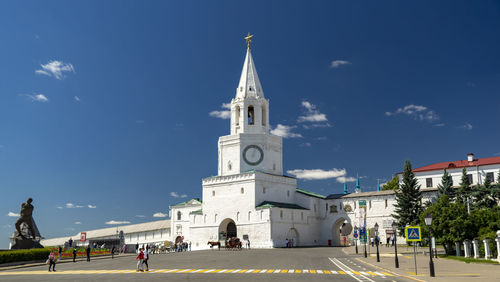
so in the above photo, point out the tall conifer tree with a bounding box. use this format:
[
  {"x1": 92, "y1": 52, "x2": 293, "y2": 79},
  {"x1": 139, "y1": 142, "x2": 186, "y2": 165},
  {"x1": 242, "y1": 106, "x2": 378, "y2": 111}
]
[
  {"x1": 437, "y1": 169, "x2": 454, "y2": 200},
  {"x1": 457, "y1": 167, "x2": 471, "y2": 204},
  {"x1": 393, "y1": 160, "x2": 424, "y2": 236}
]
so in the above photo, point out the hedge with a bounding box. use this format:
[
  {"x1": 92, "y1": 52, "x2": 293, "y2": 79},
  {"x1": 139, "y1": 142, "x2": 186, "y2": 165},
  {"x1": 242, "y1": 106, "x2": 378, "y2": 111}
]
[{"x1": 0, "y1": 248, "x2": 51, "y2": 264}]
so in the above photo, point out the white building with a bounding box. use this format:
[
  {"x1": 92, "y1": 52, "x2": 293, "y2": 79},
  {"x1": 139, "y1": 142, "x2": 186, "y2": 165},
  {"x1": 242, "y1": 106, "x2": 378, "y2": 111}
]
[
  {"x1": 400, "y1": 153, "x2": 500, "y2": 189},
  {"x1": 168, "y1": 39, "x2": 440, "y2": 250}
]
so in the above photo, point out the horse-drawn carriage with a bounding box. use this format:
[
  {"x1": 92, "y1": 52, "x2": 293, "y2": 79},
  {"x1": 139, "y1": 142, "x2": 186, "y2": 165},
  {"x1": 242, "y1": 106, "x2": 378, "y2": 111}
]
[{"x1": 207, "y1": 237, "x2": 242, "y2": 250}]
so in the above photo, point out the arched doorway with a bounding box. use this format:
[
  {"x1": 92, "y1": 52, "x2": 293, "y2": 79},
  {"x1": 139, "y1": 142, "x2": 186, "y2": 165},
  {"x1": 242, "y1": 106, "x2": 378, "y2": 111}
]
[
  {"x1": 218, "y1": 218, "x2": 237, "y2": 243},
  {"x1": 286, "y1": 228, "x2": 299, "y2": 247},
  {"x1": 332, "y1": 218, "x2": 350, "y2": 246}
]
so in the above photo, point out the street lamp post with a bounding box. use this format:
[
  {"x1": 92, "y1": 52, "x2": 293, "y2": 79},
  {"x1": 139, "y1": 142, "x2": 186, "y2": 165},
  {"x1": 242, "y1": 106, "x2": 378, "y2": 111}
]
[
  {"x1": 364, "y1": 227, "x2": 367, "y2": 258},
  {"x1": 374, "y1": 222, "x2": 380, "y2": 262},
  {"x1": 425, "y1": 212, "x2": 436, "y2": 277},
  {"x1": 392, "y1": 221, "x2": 399, "y2": 268},
  {"x1": 354, "y1": 226, "x2": 358, "y2": 254}
]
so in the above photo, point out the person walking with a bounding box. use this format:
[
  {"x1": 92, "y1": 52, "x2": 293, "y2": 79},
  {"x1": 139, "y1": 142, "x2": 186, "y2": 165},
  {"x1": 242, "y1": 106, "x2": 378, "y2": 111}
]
[
  {"x1": 58, "y1": 246, "x2": 62, "y2": 260},
  {"x1": 135, "y1": 243, "x2": 139, "y2": 253},
  {"x1": 86, "y1": 245, "x2": 91, "y2": 262},
  {"x1": 47, "y1": 252, "x2": 56, "y2": 272},
  {"x1": 111, "y1": 246, "x2": 115, "y2": 259},
  {"x1": 72, "y1": 248, "x2": 77, "y2": 262},
  {"x1": 370, "y1": 237, "x2": 374, "y2": 247},
  {"x1": 143, "y1": 248, "x2": 149, "y2": 271},
  {"x1": 189, "y1": 241, "x2": 192, "y2": 251},
  {"x1": 247, "y1": 239, "x2": 251, "y2": 249},
  {"x1": 122, "y1": 244, "x2": 127, "y2": 254},
  {"x1": 69, "y1": 238, "x2": 73, "y2": 248},
  {"x1": 136, "y1": 248, "x2": 144, "y2": 272}
]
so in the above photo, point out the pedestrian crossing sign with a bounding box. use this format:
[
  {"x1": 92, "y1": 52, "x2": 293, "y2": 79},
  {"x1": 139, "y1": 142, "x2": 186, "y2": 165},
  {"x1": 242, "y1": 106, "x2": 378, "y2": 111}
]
[{"x1": 405, "y1": 226, "x2": 421, "y2": 242}]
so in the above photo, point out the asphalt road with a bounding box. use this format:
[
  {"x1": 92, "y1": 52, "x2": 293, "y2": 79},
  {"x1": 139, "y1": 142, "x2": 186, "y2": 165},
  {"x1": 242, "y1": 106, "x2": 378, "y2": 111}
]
[{"x1": 0, "y1": 247, "x2": 413, "y2": 282}]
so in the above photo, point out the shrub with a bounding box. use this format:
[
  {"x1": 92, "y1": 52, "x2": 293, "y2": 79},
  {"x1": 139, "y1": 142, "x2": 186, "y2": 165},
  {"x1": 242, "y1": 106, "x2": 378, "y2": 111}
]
[{"x1": 0, "y1": 248, "x2": 51, "y2": 264}]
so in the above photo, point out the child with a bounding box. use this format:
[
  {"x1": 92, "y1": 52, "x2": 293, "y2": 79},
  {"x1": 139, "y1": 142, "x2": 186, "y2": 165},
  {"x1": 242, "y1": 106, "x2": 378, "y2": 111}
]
[
  {"x1": 136, "y1": 248, "x2": 144, "y2": 272},
  {"x1": 48, "y1": 252, "x2": 56, "y2": 272}
]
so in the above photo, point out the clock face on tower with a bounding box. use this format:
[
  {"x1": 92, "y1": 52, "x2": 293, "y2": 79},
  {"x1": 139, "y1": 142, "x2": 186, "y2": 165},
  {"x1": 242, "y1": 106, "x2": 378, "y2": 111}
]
[{"x1": 243, "y1": 145, "x2": 264, "y2": 166}]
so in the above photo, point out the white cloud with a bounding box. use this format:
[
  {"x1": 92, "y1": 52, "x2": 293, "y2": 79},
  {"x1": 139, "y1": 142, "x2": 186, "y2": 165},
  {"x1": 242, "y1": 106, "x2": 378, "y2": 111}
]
[
  {"x1": 298, "y1": 101, "x2": 329, "y2": 124},
  {"x1": 105, "y1": 220, "x2": 130, "y2": 225},
  {"x1": 300, "y1": 142, "x2": 311, "y2": 147},
  {"x1": 136, "y1": 215, "x2": 145, "y2": 218},
  {"x1": 35, "y1": 60, "x2": 74, "y2": 80},
  {"x1": 56, "y1": 206, "x2": 63, "y2": 209},
  {"x1": 87, "y1": 205, "x2": 96, "y2": 209},
  {"x1": 287, "y1": 168, "x2": 346, "y2": 180},
  {"x1": 270, "y1": 124, "x2": 303, "y2": 138},
  {"x1": 433, "y1": 123, "x2": 445, "y2": 127},
  {"x1": 7, "y1": 212, "x2": 20, "y2": 217},
  {"x1": 209, "y1": 103, "x2": 232, "y2": 119},
  {"x1": 74, "y1": 221, "x2": 81, "y2": 225},
  {"x1": 153, "y1": 212, "x2": 167, "y2": 218},
  {"x1": 336, "y1": 176, "x2": 357, "y2": 183},
  {"x1": 23, "y1": 94, "x2": 49, "y2": 102},
  {"x1": 74, "y1": 96, "x2": 80, "y2": 102},
  {"x1": 65, "y1": 203, "x2": 84, "y2": 208},
  {"x1": 170, "y1": 192, "x2": 187, "y2": 198},
  {"x1": 385, "y1": 104, "x2": 439, "y2": 122},
  {"x1": 302, "y1": 123, "x2": 332, "y2": 129},
  {"x1": 458, "y1": 123, "x2": 473, "y2": 130},
  {"x1": 330, "y1": 60, "x2": 351, "y2": 68}
]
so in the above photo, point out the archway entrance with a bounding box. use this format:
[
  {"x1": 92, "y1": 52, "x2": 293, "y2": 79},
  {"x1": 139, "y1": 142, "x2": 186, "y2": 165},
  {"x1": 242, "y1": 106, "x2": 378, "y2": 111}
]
[
  {"x1": 332, "y1": 218, "x2": 350, "y2": 246},
  {"x1": 218, "y1": 218, "x2": 237, "y2": 243},
  {"x1": 286, "y1": 228, "x2": 299, "y2": 247}
]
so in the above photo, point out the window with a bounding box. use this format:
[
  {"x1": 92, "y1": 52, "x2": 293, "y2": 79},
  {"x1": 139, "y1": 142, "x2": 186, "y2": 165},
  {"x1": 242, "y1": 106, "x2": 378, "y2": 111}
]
[
  {"x1": 212, "y1": 190, "x2": 215, "y2": 197},
  {"x1": 467, "y1": 174, "x2": 473, "y2": 184},
  {"x1": 314, "y1": 204, "x2": 317, "y2": 212},
  {"x1": 214, "y1": 214, "x2": 217, "y2": 223},
  {"x1": 177, "y1": 211, "x2": 182, "y2": 220},
  {"x1": 291, "y1": 211, "x2": 294, "y2": 220},
  {"x1": 204, "y1": 214, "x2": 206, "y2": 224},
  {"x1": 385, "y1": 199, "x2": 388, "y2": 208},
  {"x1": 280, "y1": 210, "x2": 283, "y2": 219},
  {"x1": 248, "y1": 106, "x2": 255, "y2": 125},
  {"x1": 369, "y1": 200, "x2": 372, "y2": 209},
  {"x1": 426, "y1": 178, "x2": 433, "y2": 188},
  {"x1": 237, "y1": 212, "x2": 240, "y2": 221},
  {"x1": 263, "y1": 187, "x2": 266, "y2": 194},
  {"x1": 228, "y1": 161, "x2": 232, "y2": 171},
  {"x1": 354, "y1": 201, "x2": 356, "y2": 209},
  {"x1": 273, "y1": 163, "x2": 276, "y2": 170},
  {"x1": 240, "y1": 87, "x2": 243, "y2": 92},
  {"x1": 235, "y1": 106, "x2": 240, "y2": 126},
  {"x1": 241, "y1": 187, "x2": 244, "y2": 194},
  {"x1": 248, "y1": 211, "x2": 251, "y2": 221},
  {"x1": 260, "y1": 210, "x2": 263, "y2": 220},
  {"x1": 287, "y1": 190, "x2": 290, "y2": 197},
  {"x1": 301, "y1": 212, "x2": 304, "y2": 220},
  {"x1": 261, "y1": 106, "x2": 266, "y2": 126},
  {"x1": 486, "y1": 172, "x2": 494, "y2": 182},
  {"x1": 325, "y1": 203, "x2": 328, "y2": 211}
]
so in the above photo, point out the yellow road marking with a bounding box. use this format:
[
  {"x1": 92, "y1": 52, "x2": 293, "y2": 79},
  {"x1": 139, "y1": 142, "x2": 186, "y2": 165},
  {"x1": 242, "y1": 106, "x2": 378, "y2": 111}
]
[
  {"x1": 366, "y1": 271, "x2": 376, "y2": 276},
  {"x1": 324, "y1": 270, "x2": 331, "y2": 274},
  {"x1": 280, "y1": 269, "x2": 288, "y2": 273},
  {"x1": 295, "y1": 269, "x2": 302, "y2": 273},
  {"x1": 238, "y1": 269, "x2": 248, "y2": 273},
  {"x1": 381, "y1": 271, "x2": 393, "y2": 276},
  {"x1": 338, "y1": 270, "x2": 346, "y2": 275},
  {"x1": 310, "y1": 270, "x2": 316, "y2": 273},
  {"x1": 352, "y1": 271, "x2": 361, "y2": 275},
  {"x1": 266, "y1": 269, "x2": 275, "y2": 273}
]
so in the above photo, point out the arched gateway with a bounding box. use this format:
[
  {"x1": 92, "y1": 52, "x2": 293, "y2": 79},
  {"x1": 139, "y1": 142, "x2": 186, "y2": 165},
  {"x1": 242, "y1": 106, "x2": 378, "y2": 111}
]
[{"x1": 218, "y1": 218, "x2": 237, "y2": 243}]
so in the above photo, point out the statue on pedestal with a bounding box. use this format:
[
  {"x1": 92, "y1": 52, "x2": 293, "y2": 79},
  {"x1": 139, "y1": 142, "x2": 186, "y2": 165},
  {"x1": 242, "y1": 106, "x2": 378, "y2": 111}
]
[{"x1": 10, "y1": 198, "x2": 44, "y2": 249}]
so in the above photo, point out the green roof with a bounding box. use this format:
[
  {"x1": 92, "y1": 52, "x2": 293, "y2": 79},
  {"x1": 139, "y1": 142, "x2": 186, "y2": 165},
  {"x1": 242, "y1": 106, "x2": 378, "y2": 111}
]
[
  {"x1": 256, "y1": 201, "x2": 308, "y2": 210},
  {"x1": 171, "y1": 198, "x2": 202, "y2": 207},
  {"x1": 189, "y1": 209, "x2": 203, "y2": 215},
  {"x1": 296, "y1": 188, "x2": 326, "y2": 199}
]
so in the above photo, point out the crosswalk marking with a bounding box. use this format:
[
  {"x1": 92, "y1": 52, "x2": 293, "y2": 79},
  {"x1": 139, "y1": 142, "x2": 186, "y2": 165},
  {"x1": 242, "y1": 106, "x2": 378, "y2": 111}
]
[{"x1": 0, "y1": 268, "x2": 391, "y2": 277}]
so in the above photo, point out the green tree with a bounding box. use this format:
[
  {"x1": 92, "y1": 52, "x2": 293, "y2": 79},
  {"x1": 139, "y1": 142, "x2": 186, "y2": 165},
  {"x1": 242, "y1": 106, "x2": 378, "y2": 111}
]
[
  {"x1": 393, "y1": 160, "x2": 424, "y2": 236},
  {"x1": 382, "y1": 176, "x2": 399, "y2": 191},
  {"x1": 437, "y1": 169, "x2": 454, "y2": 200},
  {"x1": 420, "y1": 196, "x2": 471, "y2": 255},
  {"x1": 456, "y1": 167, "x2": 471, "y2": 205}
]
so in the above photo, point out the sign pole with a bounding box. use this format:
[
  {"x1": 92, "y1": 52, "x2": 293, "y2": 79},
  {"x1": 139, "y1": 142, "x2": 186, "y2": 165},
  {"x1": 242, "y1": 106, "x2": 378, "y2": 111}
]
[{"x1": 413, "y1": 243, "x2": 418, "y2": 275}]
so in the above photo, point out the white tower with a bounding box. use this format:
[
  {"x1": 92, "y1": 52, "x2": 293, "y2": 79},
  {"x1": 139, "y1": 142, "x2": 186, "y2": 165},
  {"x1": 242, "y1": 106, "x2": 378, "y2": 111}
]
[{"x1": 218, "y1": 35, "x2": 283, "y2": 176}]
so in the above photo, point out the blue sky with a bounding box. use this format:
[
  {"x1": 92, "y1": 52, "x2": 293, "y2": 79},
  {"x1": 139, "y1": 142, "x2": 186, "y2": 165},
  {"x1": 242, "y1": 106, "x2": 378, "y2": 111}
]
[{"x1": 1, "y1": 1, "x2": 500, "y2": 248}]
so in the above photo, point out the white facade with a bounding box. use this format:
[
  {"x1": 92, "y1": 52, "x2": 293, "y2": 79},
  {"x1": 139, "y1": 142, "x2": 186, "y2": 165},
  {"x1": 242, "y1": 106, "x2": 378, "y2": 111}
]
[{"x1": 168, "y1": 42, "x2": 440, "y2": 250}]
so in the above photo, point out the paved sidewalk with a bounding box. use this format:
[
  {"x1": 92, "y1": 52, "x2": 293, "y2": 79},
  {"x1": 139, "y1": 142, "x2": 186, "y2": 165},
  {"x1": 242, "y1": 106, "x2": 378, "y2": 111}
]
[{"x1": 343, "y1": 245, "x2": 500, "y2": 282}]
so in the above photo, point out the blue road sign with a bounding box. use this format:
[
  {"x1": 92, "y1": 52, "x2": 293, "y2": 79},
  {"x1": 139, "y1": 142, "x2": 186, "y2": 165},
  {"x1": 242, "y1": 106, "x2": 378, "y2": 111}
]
[{"x1": 405, "y1": 226, "x2": 421, "y2": 242}]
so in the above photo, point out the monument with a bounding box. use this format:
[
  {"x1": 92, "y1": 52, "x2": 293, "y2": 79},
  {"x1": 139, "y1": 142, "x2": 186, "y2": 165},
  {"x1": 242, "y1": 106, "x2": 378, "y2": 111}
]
[{"x1": 10, "y1": 198, "x2": 44, "y2": 249}]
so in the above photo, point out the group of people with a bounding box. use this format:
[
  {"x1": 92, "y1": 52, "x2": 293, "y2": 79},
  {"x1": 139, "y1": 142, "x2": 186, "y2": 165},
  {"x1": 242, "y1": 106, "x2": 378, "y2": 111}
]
[
  {"x1": 174, "y1": 241, "x2": 191, "y2": 252},
  {"x1": 285, "y1": 238, "x2": 295, "y2": 248},
  {"x1": 135, "y1": 247, "x2": 150, "y2": 272}
]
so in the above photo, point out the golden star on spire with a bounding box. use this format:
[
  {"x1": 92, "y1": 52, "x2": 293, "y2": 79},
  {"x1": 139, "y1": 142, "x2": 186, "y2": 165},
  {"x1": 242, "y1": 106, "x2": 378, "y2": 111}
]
[{"x1": 244, "y1": 33, "x2": 254, "y2": 49}]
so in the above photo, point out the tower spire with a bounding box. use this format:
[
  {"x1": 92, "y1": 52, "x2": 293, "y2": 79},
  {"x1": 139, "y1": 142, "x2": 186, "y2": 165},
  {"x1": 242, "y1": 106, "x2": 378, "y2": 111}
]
[
  {"x1": 355, "y1": 173, "x2": 361, "y2": 193},
  {"x1": 236, "y1": 33, "x2": 264, "y2": 99}
]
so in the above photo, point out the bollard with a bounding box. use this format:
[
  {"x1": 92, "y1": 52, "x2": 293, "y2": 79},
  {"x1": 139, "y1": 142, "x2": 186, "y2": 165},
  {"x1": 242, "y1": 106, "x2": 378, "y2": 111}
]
[
  {"x1": 483, "y1": 239, "x2": 491, "y2": 259},
  {"x1": 472, "y1": 239, "x2": 480, "y2": 259}
]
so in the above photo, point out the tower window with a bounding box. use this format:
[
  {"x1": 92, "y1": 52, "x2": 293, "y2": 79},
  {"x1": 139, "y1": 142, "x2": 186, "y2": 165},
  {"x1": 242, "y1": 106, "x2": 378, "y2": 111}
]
[
  {"x1": 177, "y1": 211, "x2": 182, "y2": 220},
  {"x1": 249, "y1": 86, "x2": 253, "y2": 91},
  {"x1": 263, "y1": 187, "x2": 266, "y2": 194},
  {"x1": 240, "y1": 87, "x2": 243, "y2": 92},
  {"x1": 212, "y1": 190, "x2": 215, "y2": 197},
  {"x1": 385, "y1": 199, "x2": 388, "y2": 208},
  {"x1": 287, "y1": 190, "x2": 290, "y2": 197},
  {"x1": 280, "y1": 210, "x2": 283, "y2": 219},
  {"x1": 241, "y1": 187, "x2": 244, "y2": 194},
  {"x1": 261, "y1": 106, "x2": 266, "y2": 126},
  {"x1": 248, "y1": 211, "x2": 251, "y2": 221},
  {"x1": 248, "y1": 106, "x2": 254, "y2": 125},
  {"x1": 228, "y1": 161, "x2": 232, "y2": 171}
]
